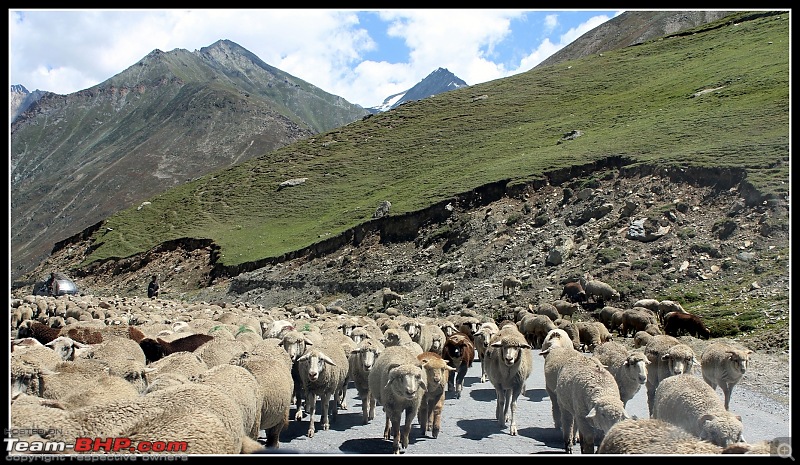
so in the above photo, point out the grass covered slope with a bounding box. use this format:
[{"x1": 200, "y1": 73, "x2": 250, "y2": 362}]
[{"x1": 86, "y1": 11, "x2": 789, "y2": 269}]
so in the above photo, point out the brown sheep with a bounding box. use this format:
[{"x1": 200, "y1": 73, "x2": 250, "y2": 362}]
[
  {"x1": 417, "y1": 351, "x2": 456, "y2": 438},
  {"x1": 663, "y1": 311, "x2": 711, "y2": 339},
  {"x1": 560, "y1": 281, "x2": 587, "y2": 303},
  {"x1": 442, "y1": 332, "x2": 474, "y2": 399},
  {"x1": 139, "y1": 333, "x2": 215, "y2": 363}
]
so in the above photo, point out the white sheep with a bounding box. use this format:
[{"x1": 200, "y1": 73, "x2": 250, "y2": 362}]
[
  {"x1": 368, "y1": 345, "x2": 426, "y2": 454},
  {"x1": 652, "y1": 373, "x2": 745, "y2": 447},
  {"x1": 473, "y1": 321, "x2": 500, "y2": 382},
  {"x1": 541, "y1": 346, "x2": 580, "y2": 431},
  {"x1": 348, "y1": 338, "x2": 385, "y2": 425},
  {"x1": 76, "y1": 336, "x2": 149, "y2": 393},
  {"x1": 10, "y1": 382, "x2": 262, "y2": 454},
  {"x1": 190, "y1": 363, "x2": 263, "y2": 442},
  {"x1": 44, "y1": 335, "x2": 89, "y2": 361},
  {"x1": 644, "y1": 335, "x2": 698, "y2": 416},
  {"x1": 484, "y1": 324, "x2": 533, "y2": 435},
  {"x1": 232, "y1": 350, "x2": 294, "y2": 449},
  {"x1": 33, "y1": 358, "x2": 141, "y2": 409},
  {"x1": 593, "y1": 341, "x2": 649, "y2": 407},
  {"x1": 502, "y1": 275, "x2": 523, "y2": 296},
  {"x1": 657, "y1": 299, "x2": 689, "y2": 323},
  {"x1": 632, "y1": 298, "x2": 661, "y2": 313},
  {"x1": 700, "y1": 341, "x2": 753, "y2": 410},
  {"x1": 556, "y1": 353, "x2": 631, "y2": 453},
  {"x1": 541, "y1": 328, "x2": 574, "y2": 352},
  {"x1": 552, "y1": 299, "x2": 580, "y2": 320},
  {"x1": 382, "y1": 287, "x2": 404, "y2": 308},
  {"x1": 296, "y1": 337, "x2": 350, "y2": 438},
  {"x1": 598, "y1": 418, "x2": 729, "y2": 454},
  {"x1": 144, "y1": 351, "x2": 209, "y2": 386},
  {"x1": 11, "y1": 344, "x2": 67, "y2": 397},
  {"x1": 584, "y1": 279, "x2": 620, "y2": 303},
  {"x1": 417, "y1": 351, "x2": 456, "y2": 438},
  {"x1": 439, "y1": 280, "x2": 455, "y2": 299},
  {"x1": 416, "y1": 322, "x2": 448, "y2": 356}
]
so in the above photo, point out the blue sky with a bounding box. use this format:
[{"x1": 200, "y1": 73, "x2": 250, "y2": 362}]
[{"x1": 9, "y1": 9, "x2": 627, "y2": 108}]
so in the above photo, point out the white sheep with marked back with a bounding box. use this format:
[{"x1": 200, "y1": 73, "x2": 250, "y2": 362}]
[
  {"x1": 700, "y1": 341, "x2": 752, "y2": 410},
  {"x1": 652, "y1": 373, "x2": 745, "y2": 447},
  {"x1": 556, "y1": 353, "x2": 631, "y2": 454},
  {"x1": 484, "y1": 324, "x2": 533, "y2": 436},
  {"x1": 368, "y1": 345, "x2": 427, "y2": 454}
]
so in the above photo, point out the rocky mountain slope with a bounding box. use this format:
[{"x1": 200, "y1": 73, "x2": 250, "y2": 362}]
[
  {"x1": 536, "y1": 10, "x2": 737, "y2": 68},
  {"x1": 26, "y1": 166, "x2": 789, "y2": 357},
  {"x1": 10, "y1": 39, "x2": 368, "y2": 281}
]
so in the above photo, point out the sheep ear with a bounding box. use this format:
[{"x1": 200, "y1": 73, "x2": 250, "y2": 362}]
[
  {"x1": 297, "y1": 352, "x2": 311, "y2": 362},
  {"x1": 491, "y1": 341, "x2": 502, "y2": 347},
  {"x1": 586, "y1": 407, "x2": 597, "y2": 419},
  {"x1": 304, "y1": 337, "x2": 315, "y2": 346},
  {"x1": 521, "y1": 343, "x2": 531, "y2": 350},
  {"x1": 698, "y1": 414, "x2": 715, "y2": 429},
  {"x1": 319, "y1": 353, "x2": 336, "y2": 366}
]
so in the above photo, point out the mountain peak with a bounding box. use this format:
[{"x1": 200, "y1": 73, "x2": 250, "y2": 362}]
[{"x1": 369, "y1": 67, "x2": 468, "y2": 113}]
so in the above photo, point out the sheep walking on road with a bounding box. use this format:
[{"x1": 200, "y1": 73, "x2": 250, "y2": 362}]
[
  {"x1": 652, "y1": 373, "x2": 745, "y2": 448},
  {"x1": 442, "y1": 332, "x2": 475, "y2": 399},
  {"x1": 296, "y1": 338, "x2": 350, "y2": 438},
  {"x1": 556, "y1": 353, "x2": 631, "y2": 453},
  {"x1": 484, "y1": 325, "x2": 533, "y2": 435},
  {"x1": 368, "y1": 345, "x2": 426, "y2": 454},
  {"x1": 644, "y1": 335, "x2": 698, "y2": 416},
  {"x1": 700, "y1": 341, "x2": 752, "y2": 410},
  {"x1": 594, "y1": 341, "x2": 650, "y2": 407},
  {"x1": 417, "y1": 351, "x2": 456, "y2": 438}
]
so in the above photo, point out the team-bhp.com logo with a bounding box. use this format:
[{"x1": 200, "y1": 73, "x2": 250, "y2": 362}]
[{"x1": 5, "y1": 437, "x2": 188, "y2": 454}]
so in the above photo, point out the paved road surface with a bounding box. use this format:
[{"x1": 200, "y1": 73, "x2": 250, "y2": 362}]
[{"x1": 272, "y1": 348, "x2": 791, "y2": 455}]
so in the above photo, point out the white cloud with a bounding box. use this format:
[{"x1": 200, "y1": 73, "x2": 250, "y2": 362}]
[{"x1": 9, "y1": 9, "x2": 619, "y2": 108}]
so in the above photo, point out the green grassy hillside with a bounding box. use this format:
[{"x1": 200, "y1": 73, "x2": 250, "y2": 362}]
[{"x1": 85, "y1": 12, "x2": 789, "y2": 270}]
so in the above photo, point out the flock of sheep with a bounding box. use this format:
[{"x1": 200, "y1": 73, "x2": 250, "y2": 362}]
[{"x1": 8, "y1": 274, "x2": 766, "y2": 455}]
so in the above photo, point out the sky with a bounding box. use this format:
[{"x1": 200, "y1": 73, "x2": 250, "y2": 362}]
[{"x1": 8, "y1": 9, "x2": 626, "y2": 109}]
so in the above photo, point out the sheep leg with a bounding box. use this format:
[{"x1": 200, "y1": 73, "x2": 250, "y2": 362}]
[
  {"x1": 494, "y1": 386, "x2": 506, "y2": 426},
  {"x1": 547, "y1": 389, "x2": 562, "y2": 429},
  {"x1": 401, "y1": 406, "x2": 415, "y2": 451},
  {"x1": 509, "y1": 388, "x2": 522, "y2": 436},
  {"x1": 360, "y1": 392, "x2": 371, "y2": 424},
  {"x1": 389, "y1": 412, "x2": 402, "y2": 454},
  {"x1": 368, "y1": 395, "x2": 376, "y2": 422},
  {"x1": 383, "y1": 415, "x2": 391, "y2": 440},
  {"x1": 431, "y1": 405, "x2": 441, "y2": 439},
  {"x1": 560, "y1": 409, "x2": 575, "y2": 453},
  {"x1": 722, "y1": 382, "x2": 734, "y2": 410},
  {"x1": 305, "y1": 392, "x2": 317, "y2": 438},
  {"x1": 576, "y1": 421, "x2": 595, "y2": 454},
  {"x1": 417, "y1": 401, "x2": 429, "y2": 436},
  {"x1": 320, "y1": 392, "x2": 333, "y2": 430}
]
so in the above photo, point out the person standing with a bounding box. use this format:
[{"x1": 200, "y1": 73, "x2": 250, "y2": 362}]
[{"x1": 147, "y1": 274, "x2": 160, "y2": 298}]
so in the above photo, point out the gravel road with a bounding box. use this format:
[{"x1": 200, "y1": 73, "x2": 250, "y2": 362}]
[{"x1": 271, "y1": 348, "x2": 791, "y2": 455}]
